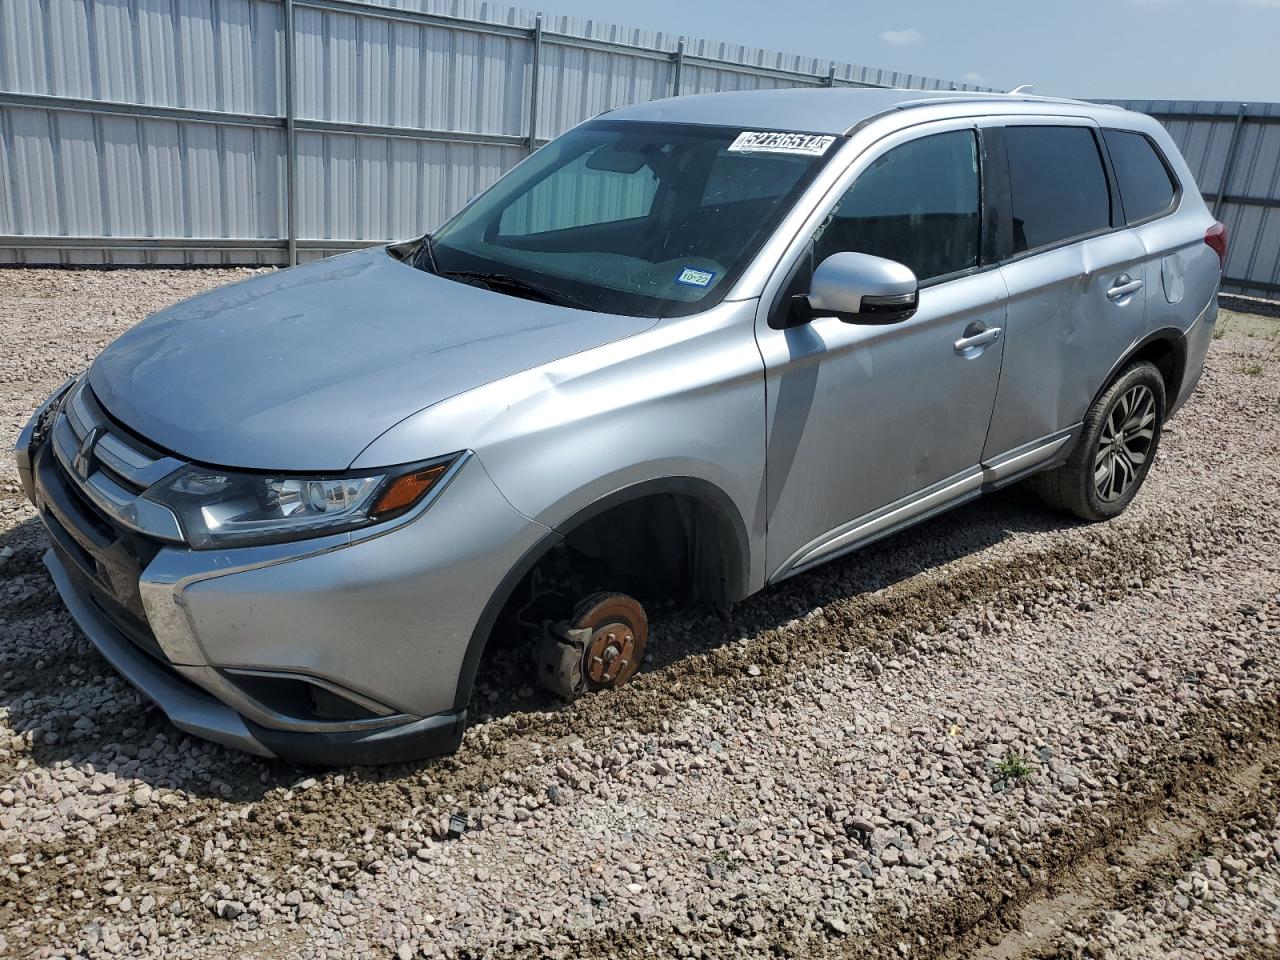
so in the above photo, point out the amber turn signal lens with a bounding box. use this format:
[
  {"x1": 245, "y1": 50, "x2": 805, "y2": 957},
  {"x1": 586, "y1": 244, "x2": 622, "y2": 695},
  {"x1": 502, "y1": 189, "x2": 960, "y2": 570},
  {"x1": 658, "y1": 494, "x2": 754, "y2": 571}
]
[{"x1": 370, "y1": 464, "x2": 448, "y2": 517}]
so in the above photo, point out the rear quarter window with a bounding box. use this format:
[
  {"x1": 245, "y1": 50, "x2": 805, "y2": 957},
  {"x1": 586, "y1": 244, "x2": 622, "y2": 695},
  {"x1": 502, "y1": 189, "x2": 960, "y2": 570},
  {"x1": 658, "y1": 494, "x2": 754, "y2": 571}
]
[
  {"x1": 1103, "y1": 129, "x2": 1179, "y2": 224},
  {"x1": 1004, "y1": 125, "x2": 1112, "y2": 255}
]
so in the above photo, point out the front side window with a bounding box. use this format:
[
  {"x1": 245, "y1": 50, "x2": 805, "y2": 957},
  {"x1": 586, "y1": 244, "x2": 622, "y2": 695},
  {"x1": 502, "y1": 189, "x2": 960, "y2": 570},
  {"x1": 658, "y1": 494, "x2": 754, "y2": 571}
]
[
  {"x1": 424, "y1": 121, "x2": 837, "y2": 318},
  {"x1": 1005, "y1": 125, "x2": 1111, "y2": 254},
  {"x1": 812, "y1": 129, "x2": 981, "y2": 283},
  {"x1": 1103, "y1": 129, "x2": 1178, "y2": 224}
]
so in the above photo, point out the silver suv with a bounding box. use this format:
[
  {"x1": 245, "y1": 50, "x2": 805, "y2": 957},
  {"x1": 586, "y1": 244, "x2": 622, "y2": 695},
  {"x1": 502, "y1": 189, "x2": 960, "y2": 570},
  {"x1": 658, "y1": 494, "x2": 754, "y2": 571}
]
[{"x1": 16, "y1": 89, "x2": 1223, "y2": 764}]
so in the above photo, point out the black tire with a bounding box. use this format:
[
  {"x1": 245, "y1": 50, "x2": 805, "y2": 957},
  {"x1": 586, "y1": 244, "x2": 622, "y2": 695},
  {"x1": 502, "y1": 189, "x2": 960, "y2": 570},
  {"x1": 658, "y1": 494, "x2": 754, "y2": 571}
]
[{"x1": 1033, "y1": 361, "x2": 1166, "y2": 522}]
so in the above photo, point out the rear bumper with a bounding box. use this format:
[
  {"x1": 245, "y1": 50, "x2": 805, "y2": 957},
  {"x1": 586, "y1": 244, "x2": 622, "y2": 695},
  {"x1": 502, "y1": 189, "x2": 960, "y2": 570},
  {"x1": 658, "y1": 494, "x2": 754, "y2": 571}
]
[{"x1": 1169, "y1": 295, "x2": 1217, "y2": 419}]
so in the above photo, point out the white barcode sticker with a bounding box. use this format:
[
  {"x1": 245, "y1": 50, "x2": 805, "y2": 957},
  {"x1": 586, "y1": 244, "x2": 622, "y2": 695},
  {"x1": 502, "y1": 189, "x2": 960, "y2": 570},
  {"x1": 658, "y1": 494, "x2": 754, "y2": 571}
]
[{"x1": 727, "y1": 131, "x2": 837, "y2": 156}]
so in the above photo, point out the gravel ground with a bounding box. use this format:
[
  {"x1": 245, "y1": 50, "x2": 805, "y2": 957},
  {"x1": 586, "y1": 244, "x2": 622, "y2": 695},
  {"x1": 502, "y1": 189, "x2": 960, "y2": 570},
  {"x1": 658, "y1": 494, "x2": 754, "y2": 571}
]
[
  {"x1": 1057, "y1": 802, "x2": 1280, "y2": 959},
  {"x1": 0, "y1": 269, "x2": 1278, "y2": 960}
]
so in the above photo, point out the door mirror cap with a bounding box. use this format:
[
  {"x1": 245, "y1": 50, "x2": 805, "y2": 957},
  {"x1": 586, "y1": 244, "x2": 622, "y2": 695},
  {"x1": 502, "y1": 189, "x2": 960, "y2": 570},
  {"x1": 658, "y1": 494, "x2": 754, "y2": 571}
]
[{"x1": 805, "y1": 252, "x2": 920, "y2": 324}]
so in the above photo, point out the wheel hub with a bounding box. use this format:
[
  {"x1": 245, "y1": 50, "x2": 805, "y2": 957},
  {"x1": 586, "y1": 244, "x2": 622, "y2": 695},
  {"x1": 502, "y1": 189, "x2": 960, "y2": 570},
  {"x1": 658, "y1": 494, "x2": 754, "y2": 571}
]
[
  {"x1": 585, "y1": 624, "x2": 636, "y2": 684},
  {"x1": 574, "y1": 593, "x2": 647, "y2": 690}
]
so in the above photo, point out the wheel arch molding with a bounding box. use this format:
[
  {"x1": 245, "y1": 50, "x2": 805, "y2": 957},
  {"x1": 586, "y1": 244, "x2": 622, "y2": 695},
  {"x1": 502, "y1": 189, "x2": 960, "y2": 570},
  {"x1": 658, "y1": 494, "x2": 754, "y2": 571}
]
[{"x1": 1091, "y1": 326, "x2": 1187, "y2": 415}]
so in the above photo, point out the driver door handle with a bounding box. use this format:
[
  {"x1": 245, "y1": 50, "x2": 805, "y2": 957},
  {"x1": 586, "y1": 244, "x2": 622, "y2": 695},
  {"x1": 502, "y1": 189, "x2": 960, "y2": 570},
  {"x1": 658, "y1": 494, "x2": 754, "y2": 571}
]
[
  {"x1": 1107, "y1": 275, "x2": 1144, "y2": 300},
  {"x1": 954, "y1": 327, "x2": 1002, "y2": 353}
]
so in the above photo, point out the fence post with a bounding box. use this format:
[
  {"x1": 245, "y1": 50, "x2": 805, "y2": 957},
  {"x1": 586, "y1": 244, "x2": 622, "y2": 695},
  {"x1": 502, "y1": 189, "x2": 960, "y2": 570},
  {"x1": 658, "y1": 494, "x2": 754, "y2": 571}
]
[
  {"x1": 283, "y1": 0, "x2": 298, "y2": 266},
  {"x1": 527, "y1": 14, "x2": 543, "y2": 154},
  {"x1": 1213, "y1": 102, "x2": 1248, "y2": 220},
  {"x1": 672, "y1": 38, "x2": 686, "y2": 97}
]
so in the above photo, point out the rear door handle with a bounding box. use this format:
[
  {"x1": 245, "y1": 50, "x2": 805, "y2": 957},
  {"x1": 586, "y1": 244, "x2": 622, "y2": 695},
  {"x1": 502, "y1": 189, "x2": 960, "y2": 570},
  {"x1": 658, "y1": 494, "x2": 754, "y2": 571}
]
[
  {"x1": 954, "y1": 327, "x2": 1002, "y2": 353},
  {"x1": 1107, "y1": 276, "x2": 1144, "y2": 300}
]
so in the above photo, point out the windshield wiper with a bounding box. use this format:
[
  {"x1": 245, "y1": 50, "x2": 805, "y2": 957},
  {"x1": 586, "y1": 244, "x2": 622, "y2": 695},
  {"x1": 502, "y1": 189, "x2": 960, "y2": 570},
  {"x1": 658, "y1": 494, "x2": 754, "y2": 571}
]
[{"x1": 438, "y1": 270, "x2": 593, "y2": 312}]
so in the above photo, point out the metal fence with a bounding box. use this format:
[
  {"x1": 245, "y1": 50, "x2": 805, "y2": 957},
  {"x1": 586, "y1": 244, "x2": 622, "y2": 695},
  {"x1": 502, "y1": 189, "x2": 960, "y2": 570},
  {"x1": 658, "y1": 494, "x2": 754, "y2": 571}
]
[
  {"x1": 4, "y1": 4, "x2": 1275, "y2": 296},
  {"x1": 1102, "y1": 100, "x2": 1280, "y2": 299},
  {"x1": 0, "y1": 0, "x2": 988, "y2": 268}
]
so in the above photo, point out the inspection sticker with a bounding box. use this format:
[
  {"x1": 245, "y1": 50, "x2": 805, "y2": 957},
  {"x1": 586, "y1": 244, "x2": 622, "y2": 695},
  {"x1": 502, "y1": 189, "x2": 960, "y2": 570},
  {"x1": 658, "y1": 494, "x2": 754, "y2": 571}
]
[
  {"x1": 727, "y1": 131, "x2": 837, "y2": 156},
  {"x1": 676, "y1": 267, "x2": 717, "y2": 287}
]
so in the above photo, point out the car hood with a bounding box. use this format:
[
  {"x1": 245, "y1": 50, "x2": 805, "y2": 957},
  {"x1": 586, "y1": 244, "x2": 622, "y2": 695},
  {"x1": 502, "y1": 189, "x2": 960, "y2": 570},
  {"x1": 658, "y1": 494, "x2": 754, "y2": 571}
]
[{"x1": 88, "y1": 248, "x2": 655, "y2": 471}]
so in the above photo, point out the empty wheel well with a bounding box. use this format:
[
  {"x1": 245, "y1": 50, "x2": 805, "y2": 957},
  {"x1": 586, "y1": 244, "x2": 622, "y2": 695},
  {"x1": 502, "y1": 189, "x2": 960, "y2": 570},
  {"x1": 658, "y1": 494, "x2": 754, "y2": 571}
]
[
  {"x1": 554, "y1": 492, "x2": 742, "y2": 607},
  {"x1": 456, "y1": 482, "x2": 749, "y2": 710}
]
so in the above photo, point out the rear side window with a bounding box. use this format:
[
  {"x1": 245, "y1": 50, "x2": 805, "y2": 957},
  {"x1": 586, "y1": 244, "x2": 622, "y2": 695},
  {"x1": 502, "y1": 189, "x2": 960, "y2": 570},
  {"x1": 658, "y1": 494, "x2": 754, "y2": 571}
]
[
  {"x1": 1103, "y1": 130, "x2": 1178, "y2": 223},
  {"x1": 813, "y1": 129, "x2": 980, "y2": 283},
  {"x1": 1005, "y1": 126, "x2": 1111, "y2": 254}
]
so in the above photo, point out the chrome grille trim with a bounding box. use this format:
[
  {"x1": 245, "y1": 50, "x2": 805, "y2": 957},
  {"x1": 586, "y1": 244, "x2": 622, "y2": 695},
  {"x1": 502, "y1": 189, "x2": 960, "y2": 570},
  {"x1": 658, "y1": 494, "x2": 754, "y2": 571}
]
[
  {"x1": 50, "y1": 383, "x2": 185, "y2": 543},
  {"x1": 65, "y1": 382, "x2": 94, "y2": 438},
  {"x1": 95, "y1": 432, "x2": 184, "y2": 489}
]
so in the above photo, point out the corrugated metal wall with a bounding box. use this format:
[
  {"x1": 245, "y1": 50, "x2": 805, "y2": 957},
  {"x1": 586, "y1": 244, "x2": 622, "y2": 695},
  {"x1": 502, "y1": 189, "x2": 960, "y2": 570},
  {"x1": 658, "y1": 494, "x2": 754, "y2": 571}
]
[
  {"x1": 1103, "y1": 99, "x2": 1280, "y2": 299},
  {"x1": 0, "y1": 0, "x2": 988, "y2": 267},
  {"x1": 4, "y1": 4, "x2": 1273, "y2": 297}
]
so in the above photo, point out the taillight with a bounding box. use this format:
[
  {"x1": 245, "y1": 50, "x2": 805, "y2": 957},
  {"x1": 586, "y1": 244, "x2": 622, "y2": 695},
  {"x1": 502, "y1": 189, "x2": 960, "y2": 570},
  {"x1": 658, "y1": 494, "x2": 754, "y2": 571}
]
[{"x1": 1205, "y1": 221, "x2": 1227, "y2": 272}]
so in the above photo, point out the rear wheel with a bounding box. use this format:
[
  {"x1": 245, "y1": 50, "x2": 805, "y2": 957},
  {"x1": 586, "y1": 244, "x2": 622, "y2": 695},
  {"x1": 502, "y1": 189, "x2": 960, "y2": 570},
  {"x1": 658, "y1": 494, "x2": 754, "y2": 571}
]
[{"x1": 1034, "y1": 361, "x2": 1166, "y2": 522}]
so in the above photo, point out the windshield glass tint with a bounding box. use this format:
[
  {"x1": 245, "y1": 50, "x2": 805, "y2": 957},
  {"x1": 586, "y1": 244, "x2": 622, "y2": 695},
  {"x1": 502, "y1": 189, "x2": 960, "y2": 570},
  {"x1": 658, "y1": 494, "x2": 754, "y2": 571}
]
[{"x1": 426, "y1": 121, "x2": 838, "y2": 317}]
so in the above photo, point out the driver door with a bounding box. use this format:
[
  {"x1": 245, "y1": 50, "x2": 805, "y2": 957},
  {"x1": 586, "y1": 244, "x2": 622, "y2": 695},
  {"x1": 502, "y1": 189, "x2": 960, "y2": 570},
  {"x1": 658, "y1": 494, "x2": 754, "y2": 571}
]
[{"x1": 757, "y1": 123, "x2": 1007, "y2": 581}]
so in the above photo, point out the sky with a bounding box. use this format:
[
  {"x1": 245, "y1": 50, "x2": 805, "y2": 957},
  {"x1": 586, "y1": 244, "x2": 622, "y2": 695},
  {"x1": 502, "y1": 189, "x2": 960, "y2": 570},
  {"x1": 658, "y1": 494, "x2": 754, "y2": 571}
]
[{"x1": 538, "y1": 0, "x2": 1278, "y2": 103}]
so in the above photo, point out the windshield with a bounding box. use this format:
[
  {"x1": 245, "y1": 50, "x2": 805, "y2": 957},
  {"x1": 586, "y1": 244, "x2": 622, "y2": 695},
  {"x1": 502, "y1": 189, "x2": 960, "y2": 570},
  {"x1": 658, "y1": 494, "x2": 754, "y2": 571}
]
[{"x1": 422, "y1": 120, "x2": 841, "y2": 318}]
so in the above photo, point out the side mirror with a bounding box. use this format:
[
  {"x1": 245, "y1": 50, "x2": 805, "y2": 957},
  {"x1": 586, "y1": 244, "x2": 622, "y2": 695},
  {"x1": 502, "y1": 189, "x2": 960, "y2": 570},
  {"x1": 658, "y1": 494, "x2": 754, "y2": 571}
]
[{"x1": 803, "y1": 252, "x2": 919, "y2": 324}]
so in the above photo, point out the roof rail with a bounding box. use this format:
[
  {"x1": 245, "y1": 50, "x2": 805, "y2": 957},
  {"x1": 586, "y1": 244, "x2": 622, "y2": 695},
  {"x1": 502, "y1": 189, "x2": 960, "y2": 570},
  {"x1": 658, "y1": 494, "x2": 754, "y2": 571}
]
[{"x1": 845, "y1": 91, "x2": 1106, "y2": 135}]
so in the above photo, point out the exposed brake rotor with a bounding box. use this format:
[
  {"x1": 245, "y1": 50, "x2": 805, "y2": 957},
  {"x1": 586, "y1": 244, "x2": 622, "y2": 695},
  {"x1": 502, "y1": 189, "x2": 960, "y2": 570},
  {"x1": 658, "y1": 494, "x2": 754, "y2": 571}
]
[
  {"x1": 534, "y1": 592, "x2": 648, "y2": 700},
  {"x1": 575, "y1": 593, "x2": 647, "y2": 689}
]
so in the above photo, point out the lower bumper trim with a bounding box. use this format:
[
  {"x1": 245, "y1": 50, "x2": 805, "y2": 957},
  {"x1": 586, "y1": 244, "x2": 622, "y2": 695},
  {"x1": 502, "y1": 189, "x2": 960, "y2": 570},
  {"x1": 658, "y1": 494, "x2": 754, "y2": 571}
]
[{"x1": 246, "y1": 711, "x2": 466, "y2": 767}]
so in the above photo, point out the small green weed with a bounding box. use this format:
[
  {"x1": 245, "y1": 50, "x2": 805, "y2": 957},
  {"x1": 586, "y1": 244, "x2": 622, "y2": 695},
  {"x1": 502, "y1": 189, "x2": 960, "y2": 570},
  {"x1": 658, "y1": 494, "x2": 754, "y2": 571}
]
[{"x1": 995, "y1": 750, "x2": 1034, "y2": 783}]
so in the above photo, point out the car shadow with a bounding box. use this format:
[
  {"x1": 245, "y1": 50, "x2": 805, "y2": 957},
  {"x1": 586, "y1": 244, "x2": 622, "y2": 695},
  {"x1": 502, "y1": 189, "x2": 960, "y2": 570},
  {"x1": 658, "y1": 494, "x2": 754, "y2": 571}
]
[{"x1": 1, "y1": 482, "x2": 1081, "y2": 798}]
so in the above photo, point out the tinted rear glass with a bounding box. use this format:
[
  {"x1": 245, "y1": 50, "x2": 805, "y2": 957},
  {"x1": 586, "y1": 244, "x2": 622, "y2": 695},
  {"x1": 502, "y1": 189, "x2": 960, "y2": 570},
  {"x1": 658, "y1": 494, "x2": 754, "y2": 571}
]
[
  {"x1": 1104, "y1": 130, "x2": 1178, "y2": 224},
  {"x1": 1005, "y1": 126, "x2": 1111, "y2": 254}
]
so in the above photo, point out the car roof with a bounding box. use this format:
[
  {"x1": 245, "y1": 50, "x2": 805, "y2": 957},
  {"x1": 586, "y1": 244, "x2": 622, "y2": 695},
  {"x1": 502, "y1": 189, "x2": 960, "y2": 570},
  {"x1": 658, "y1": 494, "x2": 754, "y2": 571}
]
[{"x1": 604, "y1": 87, "x2": 1129, "y2": 135}]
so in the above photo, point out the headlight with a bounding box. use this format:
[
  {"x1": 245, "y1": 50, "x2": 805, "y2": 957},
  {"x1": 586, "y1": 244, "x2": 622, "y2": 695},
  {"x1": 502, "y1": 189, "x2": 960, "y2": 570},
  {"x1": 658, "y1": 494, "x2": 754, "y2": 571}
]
[{"x1": 146, "y1": 457, "x2": 456, "y2": 549}]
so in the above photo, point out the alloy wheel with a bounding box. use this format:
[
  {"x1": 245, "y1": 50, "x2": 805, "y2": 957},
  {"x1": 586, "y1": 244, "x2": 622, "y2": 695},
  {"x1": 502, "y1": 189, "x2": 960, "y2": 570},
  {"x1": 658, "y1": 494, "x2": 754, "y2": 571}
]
[{"x1": 1093, "y1": 383, "x2": 1157, "y2": 502}]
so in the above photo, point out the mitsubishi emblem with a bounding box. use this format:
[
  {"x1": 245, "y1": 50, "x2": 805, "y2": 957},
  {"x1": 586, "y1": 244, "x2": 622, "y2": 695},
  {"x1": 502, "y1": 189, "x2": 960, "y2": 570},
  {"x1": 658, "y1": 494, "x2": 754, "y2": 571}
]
[{"x1": 73, "y1": 427, "x2": 102, "y2": 479}]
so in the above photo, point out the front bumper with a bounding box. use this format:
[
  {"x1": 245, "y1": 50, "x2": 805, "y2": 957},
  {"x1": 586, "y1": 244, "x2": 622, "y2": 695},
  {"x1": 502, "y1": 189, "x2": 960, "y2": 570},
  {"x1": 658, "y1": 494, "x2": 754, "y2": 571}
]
[
  {"x1": 22, "y1": 399, "x2": 546, "y2": 765},
  {"x1": 44, "y1": 547, "x2": 467, "y2": 763}
]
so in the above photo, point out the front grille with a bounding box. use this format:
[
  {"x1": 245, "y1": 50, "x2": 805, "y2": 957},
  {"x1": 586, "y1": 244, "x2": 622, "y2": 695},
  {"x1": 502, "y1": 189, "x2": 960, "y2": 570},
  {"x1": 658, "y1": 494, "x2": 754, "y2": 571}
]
[
  {"x1": 33, "y1": 392, "x2": 175, "y2": 665},
  {"x1": 48, "y1": 382, "x2": 185, "y2": 543},
  {"x1": 51, "y1": 453, "x2": 117, "y2": 542}
]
